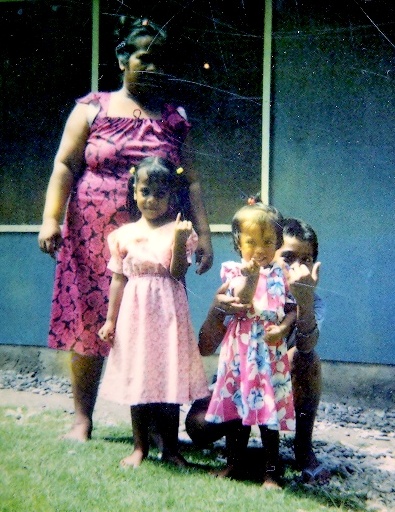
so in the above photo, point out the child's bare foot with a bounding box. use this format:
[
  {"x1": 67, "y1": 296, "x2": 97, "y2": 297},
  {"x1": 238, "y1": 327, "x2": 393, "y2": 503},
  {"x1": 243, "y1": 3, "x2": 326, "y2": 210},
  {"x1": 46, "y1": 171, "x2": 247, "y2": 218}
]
[
  {"x1": 120, "y1": 449, "x2": 146, "y2": 469},
  {"x1": 210, "y1": 464, "x2": 235, "y2": 478},
  {"x1": 61, "y1": 420, "x2": 92, "y2": 442},
  {"x1": 262, "y1": 475, "x2": 282, "y2": 490},
  {"x1": 161, "y1": 452, "x2": 189, "y2": 468}
]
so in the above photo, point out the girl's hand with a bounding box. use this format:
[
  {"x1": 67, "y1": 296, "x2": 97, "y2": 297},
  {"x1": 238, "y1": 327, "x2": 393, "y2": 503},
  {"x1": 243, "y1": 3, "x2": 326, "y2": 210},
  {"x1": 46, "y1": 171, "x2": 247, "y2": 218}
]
[
  {"x1": 38, "y1": 219, "x2": 63, "y2": 257},
  {"x1": 174, "y1": 212, "x2": 193, "y2": 246},
  {"x1": 240, "y1": 258, "x2": 260, "y2": 277},
  {"x1": 98, "y1": 321, "x2": 116, "y2": 346},
  {"x1": 264, "y1": 324, "x2": 284, "y2": 345}
]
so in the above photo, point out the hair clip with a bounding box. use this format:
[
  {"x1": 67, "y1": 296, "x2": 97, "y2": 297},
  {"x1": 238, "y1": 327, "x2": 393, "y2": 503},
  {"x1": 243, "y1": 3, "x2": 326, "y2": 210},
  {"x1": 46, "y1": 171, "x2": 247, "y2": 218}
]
[
  {"x1": 176, "y1": 167, "x2": 184, "y2": 175},
  {"x1": 129, "y1": 167, "x2": 136, "y2": 175},
  {"x1": 115, "y1": 41, "x2": 126, "y2": 51}
]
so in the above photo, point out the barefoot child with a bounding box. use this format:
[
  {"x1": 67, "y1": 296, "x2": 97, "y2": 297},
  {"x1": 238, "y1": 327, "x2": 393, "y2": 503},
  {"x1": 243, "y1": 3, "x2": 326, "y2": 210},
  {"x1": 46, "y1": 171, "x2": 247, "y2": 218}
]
[
  {"x1": 98, "y1": 156, "x2": 209, "y2": 468},
  {"x1": 205, "y1": 202, "x2": 296, "y2": 487}
]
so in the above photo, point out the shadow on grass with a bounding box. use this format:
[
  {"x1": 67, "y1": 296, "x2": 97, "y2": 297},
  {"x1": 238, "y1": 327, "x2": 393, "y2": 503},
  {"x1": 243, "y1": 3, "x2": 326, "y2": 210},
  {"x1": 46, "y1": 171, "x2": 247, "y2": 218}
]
[{"x1": 97, "y1": 428, "x2": 365, "y2": 510}]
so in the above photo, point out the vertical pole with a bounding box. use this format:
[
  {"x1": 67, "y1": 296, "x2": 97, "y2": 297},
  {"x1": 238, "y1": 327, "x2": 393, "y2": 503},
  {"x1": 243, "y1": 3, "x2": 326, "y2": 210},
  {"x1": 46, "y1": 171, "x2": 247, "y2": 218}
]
[
  {"x1": 91, "y1": 0, "x2": 100, "y2": 92},
  {"x1": 261, "y1": 0, "x2": 273, "y2": 204}
]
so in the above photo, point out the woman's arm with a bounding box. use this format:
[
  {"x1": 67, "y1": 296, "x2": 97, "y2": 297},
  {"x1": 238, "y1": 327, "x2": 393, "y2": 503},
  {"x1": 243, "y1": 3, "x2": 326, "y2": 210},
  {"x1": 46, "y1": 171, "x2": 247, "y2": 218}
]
[
  {"x1": 180, "y1": 138, "x2": 213, "y2": 275},
  {"x1": 38, "y1": 103, "x2": 90, "y2": 255},
  {"x1": 287, "y1": 261, "x2": 321, "y2": 352},
  {"x1": 98, "y1": 272, "x2": 127, "y2": 345},
  {"x1": 198, "y1": 282, "x2": 250, "y2": 356}
]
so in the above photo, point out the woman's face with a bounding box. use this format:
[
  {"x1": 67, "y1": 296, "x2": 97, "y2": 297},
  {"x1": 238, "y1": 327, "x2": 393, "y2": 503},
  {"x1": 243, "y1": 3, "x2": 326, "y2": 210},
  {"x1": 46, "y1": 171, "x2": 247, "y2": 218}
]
[{"x1": 121, "y1": 36, "x2": 165, "y2": 87}]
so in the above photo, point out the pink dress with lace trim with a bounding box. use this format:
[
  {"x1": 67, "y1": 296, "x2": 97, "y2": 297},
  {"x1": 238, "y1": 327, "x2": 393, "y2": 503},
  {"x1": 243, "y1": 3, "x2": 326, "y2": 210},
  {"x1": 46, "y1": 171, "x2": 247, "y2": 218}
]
[
  {"x1": 99, "y1": 219, "x2": 209, "y2": 405},
  {"x1": 48, "y1": 92, "x2": 191, "y2": 357}
]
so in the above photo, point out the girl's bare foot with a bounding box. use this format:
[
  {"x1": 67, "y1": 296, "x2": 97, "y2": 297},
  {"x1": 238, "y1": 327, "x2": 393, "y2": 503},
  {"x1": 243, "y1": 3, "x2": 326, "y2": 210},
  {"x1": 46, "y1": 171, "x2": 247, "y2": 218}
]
[
  {"x1": 210, "y1": 464, "x2": 236, "y2": 478},
  {"x1": 262, "y1": 475, "x2": 282, "y2": 490},
  {"x1": 120, "y1": 449, "x2": 146, "y2": 469},
  {"x1": 61, "y1": 420, "x2": 92, "y2": 442}
]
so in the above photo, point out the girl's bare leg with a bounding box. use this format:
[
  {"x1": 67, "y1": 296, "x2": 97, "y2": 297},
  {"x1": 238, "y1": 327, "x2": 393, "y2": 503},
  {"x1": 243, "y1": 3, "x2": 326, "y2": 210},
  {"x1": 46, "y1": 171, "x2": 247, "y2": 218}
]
[
  {"x1": 63, "y1": 352, "x2": 104, "y2": 442},
  {"x1": 121, "y1": 405, "x2": 150, "y2": 468},
  {"x1": 260, "y1": 426, "x2": 281, "y2": 489}
]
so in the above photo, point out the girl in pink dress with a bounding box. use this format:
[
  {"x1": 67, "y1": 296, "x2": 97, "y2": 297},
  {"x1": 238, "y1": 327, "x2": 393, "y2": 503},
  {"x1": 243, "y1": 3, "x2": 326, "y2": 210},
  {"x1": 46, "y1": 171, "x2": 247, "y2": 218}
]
[
  {"x1": 205, "y1": 202, "x2": 296, "y2": 487},
  {"x1": 99, "y1": 157, "x2": 209, "y2": 468}
]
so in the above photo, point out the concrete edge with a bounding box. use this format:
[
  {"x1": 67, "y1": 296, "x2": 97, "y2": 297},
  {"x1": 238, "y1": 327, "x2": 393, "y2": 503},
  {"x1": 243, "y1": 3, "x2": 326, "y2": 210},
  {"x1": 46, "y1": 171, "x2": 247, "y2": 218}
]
[{"x1": 0, "y1": 345, "x2": 394, "y2": 408}]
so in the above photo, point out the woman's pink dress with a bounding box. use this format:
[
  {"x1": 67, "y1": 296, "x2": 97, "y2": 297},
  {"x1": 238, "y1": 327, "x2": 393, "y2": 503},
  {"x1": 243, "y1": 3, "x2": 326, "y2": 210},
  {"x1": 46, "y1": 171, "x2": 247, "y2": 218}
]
[
  {"x1": 99, "y1": 219, "x2": 209, "y2": 405},
  {"x1": 48, "y1": 92, "x2": 191, "y2": 357},
  {"x1": 205, "y1": 261, "x2": 295, "y2": 431}
]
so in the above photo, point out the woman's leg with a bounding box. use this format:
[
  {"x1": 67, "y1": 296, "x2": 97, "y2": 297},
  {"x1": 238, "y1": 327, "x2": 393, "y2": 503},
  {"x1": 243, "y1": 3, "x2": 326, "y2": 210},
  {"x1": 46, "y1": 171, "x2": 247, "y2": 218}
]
[
  {"x1": 121, "y1": 405, "x2": 151, "y2": 468},
  {"x1": 185, "y1": 396, "x2": 232, "y2": 446},
  {"x1": 259, "y1": 426, "x2": 281, "y2": 489},
  {"x1": 63, "y1": 352, "x2": 104, "y2": 442}
]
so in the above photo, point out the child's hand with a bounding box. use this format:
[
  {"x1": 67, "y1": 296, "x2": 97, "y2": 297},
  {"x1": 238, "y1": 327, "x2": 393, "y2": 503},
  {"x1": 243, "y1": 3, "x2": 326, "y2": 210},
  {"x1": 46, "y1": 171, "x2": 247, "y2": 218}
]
[
  {"x1": 174, "y1": 212, "x2": 193, "y2": 246},
  {"x1": 98, "y1": 321, "x2": 116, "y2": 346},
  {"x1": 240, "y1": 258, "x2": 260, "y2": 277},
  {"x1": 264, "y1": 324, "x2": 284, "y2": 345}
]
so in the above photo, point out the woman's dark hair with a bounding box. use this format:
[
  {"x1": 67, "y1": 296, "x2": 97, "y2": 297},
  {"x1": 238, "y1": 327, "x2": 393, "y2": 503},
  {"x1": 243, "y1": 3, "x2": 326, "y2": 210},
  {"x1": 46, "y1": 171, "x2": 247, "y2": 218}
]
[
  {"x1": 231, "y1": 203, "x2": 284, "y2": 255},
  {"x1": 282, "y1": 218, "x2": 319, "y2": 262},
  {"x1": 126, "y1": 156, "x2": 183, "y2": 219},
  {"x1": 115, "y1": 17, "x2": 168, "y2": 65}
]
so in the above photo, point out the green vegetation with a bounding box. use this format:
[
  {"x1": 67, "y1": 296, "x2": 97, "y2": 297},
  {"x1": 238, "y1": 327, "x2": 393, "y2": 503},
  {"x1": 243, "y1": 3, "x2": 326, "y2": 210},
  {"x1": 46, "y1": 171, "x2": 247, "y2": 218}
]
[{"x1": 0, "y1": 406, "x2": 364, "y2": 512}]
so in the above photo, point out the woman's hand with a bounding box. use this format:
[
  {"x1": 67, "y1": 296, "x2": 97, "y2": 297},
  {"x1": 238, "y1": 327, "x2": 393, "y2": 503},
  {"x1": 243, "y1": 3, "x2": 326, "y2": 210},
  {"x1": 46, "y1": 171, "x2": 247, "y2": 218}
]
[
  {"x1": 284, "y1": 261, "x2": 321, "y2": 305},
  {"x1": 38, "y1": 219, "x2": 63, "y2": 257},
  {"x1": 195, "y1": 233, "x2": 213, "y2": 275},
  {"x1": 98, "y1": 320, "x2": 116, "y2": 346},
  {"x1": 264, "y1": 324, "x2": 284, "y2": 345}
]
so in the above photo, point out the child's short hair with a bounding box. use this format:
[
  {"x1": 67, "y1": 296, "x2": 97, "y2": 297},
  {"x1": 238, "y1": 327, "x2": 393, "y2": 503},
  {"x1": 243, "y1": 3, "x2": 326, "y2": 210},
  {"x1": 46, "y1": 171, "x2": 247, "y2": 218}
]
[
  {"x1": 126, "y1": 156, "x2": 182, "y2": 218},
  {"x1": 282, "y1": 217, "x2": 319, "y2": 262},
  {"x1": 231, "y1": 203, "x2": 284, "y2": 255}
]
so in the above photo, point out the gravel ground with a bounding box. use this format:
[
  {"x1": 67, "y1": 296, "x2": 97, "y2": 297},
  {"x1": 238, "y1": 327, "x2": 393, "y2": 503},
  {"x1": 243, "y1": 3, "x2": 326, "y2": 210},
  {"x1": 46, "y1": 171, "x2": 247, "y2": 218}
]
[{"x1": 1, "y1": 370, "x2": 394, "y2": 511}]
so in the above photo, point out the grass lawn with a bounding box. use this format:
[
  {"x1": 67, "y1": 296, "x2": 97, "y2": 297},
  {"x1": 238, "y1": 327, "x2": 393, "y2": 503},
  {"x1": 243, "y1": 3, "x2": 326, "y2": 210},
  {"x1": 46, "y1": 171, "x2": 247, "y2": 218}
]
[{"x1": 0, "y1": 406, "x2": 365, "y2": 512}]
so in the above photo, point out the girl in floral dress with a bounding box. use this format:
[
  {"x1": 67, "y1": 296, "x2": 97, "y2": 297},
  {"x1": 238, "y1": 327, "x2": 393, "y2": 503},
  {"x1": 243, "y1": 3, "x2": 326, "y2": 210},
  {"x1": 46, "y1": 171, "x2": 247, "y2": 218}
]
[
  {"x1": 98, "y1": 157, "x2": 208, "y2": 468},
  {"x1": 205, "y1": 202, "x2": 296, "y2": 487}
]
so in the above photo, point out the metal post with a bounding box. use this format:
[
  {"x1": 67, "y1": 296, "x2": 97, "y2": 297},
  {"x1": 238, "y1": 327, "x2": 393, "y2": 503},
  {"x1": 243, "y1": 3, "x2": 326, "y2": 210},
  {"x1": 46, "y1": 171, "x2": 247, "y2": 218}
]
[
  {"x1": 91, "y1": 0, "x2": 100, "y2": 92},
  {"x1": 261, "y1": 0, "x2": 273, "y2": 203}
]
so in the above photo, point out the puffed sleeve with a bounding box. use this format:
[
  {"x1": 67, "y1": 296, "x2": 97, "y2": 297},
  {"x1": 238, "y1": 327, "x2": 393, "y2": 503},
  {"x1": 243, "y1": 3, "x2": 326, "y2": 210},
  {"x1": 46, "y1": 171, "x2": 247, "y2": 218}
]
[
  {"x1": 220, "y1": 261, "x2": 242, "y2": 283},
  {"x1": 107, "y1": 229, "x2": 124, "y2": 274},
  {"x1": 185, "y1": 229, "x2": 198, "y2": 264},
  {"x1": 162, "y1": 104, "x2": 192, "y2": 142}
]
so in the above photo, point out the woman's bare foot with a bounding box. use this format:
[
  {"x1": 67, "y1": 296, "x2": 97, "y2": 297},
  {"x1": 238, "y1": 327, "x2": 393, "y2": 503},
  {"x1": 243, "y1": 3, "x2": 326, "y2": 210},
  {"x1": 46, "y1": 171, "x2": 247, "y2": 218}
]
[
  {"x1": 161, "y1": 451, "x2": 189, "y2": 468},
  {"x1": 299, "y1": 450, "x2": 331, "y2": 485},
  {"x1": 120, "y1": 449, "x2": 146, "y2": 469},
  {"x1": 61, "y1": 420, "x2": 92, "y2": 442}
]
